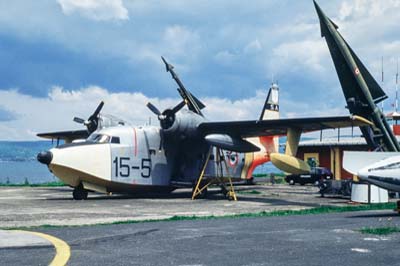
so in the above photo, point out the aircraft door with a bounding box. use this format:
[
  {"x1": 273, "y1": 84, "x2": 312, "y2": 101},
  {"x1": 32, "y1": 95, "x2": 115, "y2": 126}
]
[
  {"x1": 142, "y1": 127, "x2": 172, "y2": 186},
  {"x1": 110, "y1": 128, "x2": 152, "y2": 185}
]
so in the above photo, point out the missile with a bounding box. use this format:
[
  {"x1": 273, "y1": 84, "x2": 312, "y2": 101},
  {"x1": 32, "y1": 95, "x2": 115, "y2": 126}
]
[{"x1": 314, "y1": 0, "x2": 400, "y2": 152}]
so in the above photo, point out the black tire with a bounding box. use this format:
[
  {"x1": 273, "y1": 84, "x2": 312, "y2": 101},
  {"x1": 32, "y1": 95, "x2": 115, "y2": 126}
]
[
  {"x1": 288, "y1": 179, "x2": 295, "y2": 185},
  {"x1": 73, "y1": 184, "x2": 88, "y2": 200},
  {"x1": 245, "y1": 178, "x2": 255, "y2": 185}
]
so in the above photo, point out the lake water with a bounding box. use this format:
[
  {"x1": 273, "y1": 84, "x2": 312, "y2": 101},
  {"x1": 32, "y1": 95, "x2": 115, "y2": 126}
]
[
  {"x1": 0, "y1": 141, "x2": 281, "y2": 184},
  {"x1": 0, "y1": 141, "x2": 57, "y2": 184}
]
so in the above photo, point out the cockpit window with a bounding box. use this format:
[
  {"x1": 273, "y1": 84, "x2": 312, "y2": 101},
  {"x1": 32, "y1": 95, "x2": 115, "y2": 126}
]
[
  {"x1": 87, "y1": 134, "x2": 111, "y2": 143},
  {"x1": 111, "y1": 137, "x2": 120, "y2": 144}
]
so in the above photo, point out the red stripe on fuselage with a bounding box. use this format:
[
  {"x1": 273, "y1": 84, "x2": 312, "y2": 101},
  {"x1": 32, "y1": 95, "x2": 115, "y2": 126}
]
[{"x1": 133, "y1": 128, "x2": 137, "y2": 156}]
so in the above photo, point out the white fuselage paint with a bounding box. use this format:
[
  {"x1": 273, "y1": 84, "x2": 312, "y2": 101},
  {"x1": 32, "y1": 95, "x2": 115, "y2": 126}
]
[
  {"x1": 47, "y1": 125, "x2": 251, "y2": 193},
  {"x1": 49, "y1": 126, "x2": 173, "y2": 191},
  {"x1": 344, "y1": 151, "x2": 400, "y2": 192}
]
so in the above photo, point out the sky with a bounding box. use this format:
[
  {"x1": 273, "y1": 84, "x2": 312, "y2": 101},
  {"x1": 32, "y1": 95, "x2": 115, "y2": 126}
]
[{"x1": 0, "y1": 0, "x2": 400, "y2": 140}]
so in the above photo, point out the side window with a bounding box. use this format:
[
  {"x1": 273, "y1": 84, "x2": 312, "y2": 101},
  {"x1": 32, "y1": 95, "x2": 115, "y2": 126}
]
[{"x1": 111, "y1": 137, "x2": 120, "y2": 144}]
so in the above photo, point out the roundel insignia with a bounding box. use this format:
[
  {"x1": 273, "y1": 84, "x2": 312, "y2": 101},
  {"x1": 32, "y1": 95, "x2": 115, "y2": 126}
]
[
  {"x1": 354, "y1": 68, "x2": 360, "y2": 75},
  {"x1": 227, "y1": 151, "x2": 238, "y2": 167}
]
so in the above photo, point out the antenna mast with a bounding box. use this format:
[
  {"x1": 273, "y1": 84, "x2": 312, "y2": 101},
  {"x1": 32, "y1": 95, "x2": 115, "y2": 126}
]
[
  {"x1": 396, "y1": 58, "x2": 399, "y2": 113},
  {"x1": 381, "y1": 56, "x2": 385, "y2": 112}
]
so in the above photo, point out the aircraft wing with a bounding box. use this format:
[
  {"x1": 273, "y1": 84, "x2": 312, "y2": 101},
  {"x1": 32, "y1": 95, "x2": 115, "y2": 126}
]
[
  {"x1": 37, "y1": 130, "x2": 89, "y2": 143},
  {"x1": 198, "y1": 115, "x2": 371, "y2": 138}
]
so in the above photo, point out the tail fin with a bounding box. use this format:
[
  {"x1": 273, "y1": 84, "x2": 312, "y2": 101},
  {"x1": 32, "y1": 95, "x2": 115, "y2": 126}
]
[
  {"x1": 259, "y1": 83, "x2": 279, "y2": 121},
  {"x1": 242, "y1": 84, "x2": 280, "y2": 179},
  {"x1": 259, "y1": 83, "x2": 280, "y2": 157}
]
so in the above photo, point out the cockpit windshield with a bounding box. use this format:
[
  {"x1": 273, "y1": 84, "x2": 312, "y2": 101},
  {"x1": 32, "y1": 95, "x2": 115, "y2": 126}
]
[{"x1": 87, "y1": 134, "x2": 110, "y2": 143}]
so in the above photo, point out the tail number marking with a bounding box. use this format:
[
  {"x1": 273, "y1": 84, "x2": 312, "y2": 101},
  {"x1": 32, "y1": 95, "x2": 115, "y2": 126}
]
[{"x1": 113, "y1": 157, "x2": 151, "y2": 178}]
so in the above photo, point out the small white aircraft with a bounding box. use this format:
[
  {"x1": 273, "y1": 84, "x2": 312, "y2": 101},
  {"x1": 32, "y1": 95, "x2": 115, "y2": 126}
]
[
  {"x1": 37, "y1": 57, "x2": 370, "y2": 200},
  {"x1": 344, "y1": 151, "x2": 400, "y2": 212},
  {"x1": 344, "y1": 151, "x2": 400, "y2": 192}
]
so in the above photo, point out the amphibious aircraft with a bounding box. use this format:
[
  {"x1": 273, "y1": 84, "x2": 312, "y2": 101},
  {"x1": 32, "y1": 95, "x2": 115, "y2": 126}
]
[{"x1": 37, "y1": 57, "x2": 370, "y2": 200}]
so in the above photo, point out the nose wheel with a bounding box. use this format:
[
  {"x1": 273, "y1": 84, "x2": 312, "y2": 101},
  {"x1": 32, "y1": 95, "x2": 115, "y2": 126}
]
[{"x1": 73, "y1": 183, "x2": 88, "y2": 200}]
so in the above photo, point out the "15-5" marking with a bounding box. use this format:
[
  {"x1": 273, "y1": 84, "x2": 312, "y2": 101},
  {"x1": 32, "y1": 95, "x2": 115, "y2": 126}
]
[{"x1": 113, "y1": 157, "x2": 151, "y2": 178}]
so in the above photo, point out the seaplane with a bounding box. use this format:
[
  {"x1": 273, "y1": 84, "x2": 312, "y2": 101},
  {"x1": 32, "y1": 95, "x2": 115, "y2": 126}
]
[{"x1": 37, "y1": 56, "x2": 370, "y2": 200}]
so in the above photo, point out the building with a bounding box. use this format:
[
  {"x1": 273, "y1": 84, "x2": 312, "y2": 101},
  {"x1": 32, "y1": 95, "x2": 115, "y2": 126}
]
[{"x1": 296, "y1": 115, "x2": 400, "y2": 180}]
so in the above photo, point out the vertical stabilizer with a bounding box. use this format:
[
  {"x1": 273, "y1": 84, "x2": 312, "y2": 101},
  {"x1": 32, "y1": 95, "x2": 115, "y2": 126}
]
[
  {"x1": 242, "y1": 84, "x2": 280, "y2": 179},
  {"x1": 260, "y1": 83, "x2": 279, "y2": 121}
]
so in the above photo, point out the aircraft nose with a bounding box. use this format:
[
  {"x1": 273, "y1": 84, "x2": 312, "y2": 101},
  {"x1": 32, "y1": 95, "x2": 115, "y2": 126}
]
[{"x1": 37, "y1": 151, "x2": 53, "y2": 165}]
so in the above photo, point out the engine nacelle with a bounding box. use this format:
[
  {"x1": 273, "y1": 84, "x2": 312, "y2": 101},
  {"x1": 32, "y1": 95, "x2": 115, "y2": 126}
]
[{"x1": 163, "y1": 110, "x2": 206, "y2": 139}]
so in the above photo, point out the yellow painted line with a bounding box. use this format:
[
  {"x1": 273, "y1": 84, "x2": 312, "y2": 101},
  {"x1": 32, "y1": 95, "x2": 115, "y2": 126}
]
[{"x1": 14, "y1": 230, "x2": 71, "y2": 266}]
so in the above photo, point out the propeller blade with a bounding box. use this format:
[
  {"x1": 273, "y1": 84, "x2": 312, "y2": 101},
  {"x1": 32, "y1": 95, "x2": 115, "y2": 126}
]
[
  {"x1": 147, "y1": 102, "x2": 162, "y2": 116},
  {"x1": 171, "y1": 100, "x2": 186, "y2": 114},
  {"x1": 89, "y1": 101, "x2": 104, "y2": 120},
  {"x1": 73, "y1": 117, "x2": 85, "y2": 124}
]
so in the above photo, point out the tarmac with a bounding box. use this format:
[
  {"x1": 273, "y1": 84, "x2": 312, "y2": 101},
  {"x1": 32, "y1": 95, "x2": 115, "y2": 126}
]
[
  {"x1": 0, "y1": 182, "x2": 398, "y2": 265},
  {"x1": 0, "y1": 183, "x2": 355, "y2": 228}
]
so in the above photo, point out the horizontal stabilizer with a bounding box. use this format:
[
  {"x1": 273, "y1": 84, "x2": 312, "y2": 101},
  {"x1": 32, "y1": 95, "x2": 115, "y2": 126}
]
[{"x1": 37, "y1": 130, "x2": 89, "y2": 143}]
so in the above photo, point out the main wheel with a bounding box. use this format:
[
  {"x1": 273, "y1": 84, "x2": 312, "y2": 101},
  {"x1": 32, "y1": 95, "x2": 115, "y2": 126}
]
[{"x1": 73, "y1": 184, "x2": 88, "y2": 200}]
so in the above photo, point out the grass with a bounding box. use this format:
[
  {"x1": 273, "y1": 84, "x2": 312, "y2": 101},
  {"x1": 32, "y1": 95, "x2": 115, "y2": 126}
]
[
  {"x1": 0, "y1": 181, "x2": 66, "y2": 187},
  {"x1": 360, "y1": 226, "x2": 400, "y2": 235},
  {"x1": 237, "y1": 190, "x2": 262, "y2": 195},
  {"x1": 3, "y1": 202, "x2": 396, "y2": 230}
]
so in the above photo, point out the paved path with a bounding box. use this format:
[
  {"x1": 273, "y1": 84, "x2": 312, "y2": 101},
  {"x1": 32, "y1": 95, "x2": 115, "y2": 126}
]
[{"x1": 2, "y1": 210, "x2": 399, "y2": 266}]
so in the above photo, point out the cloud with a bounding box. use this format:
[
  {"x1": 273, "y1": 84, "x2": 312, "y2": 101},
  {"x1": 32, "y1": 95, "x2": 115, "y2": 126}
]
[
  {"x1": 271, "y1": 39, "x2": 329, "y2": 74},
  {"x1": 57, "y1": 0, "x2": 129, "y2": 21},
  {"x1": 0, "y1": 106, "x2": 17, "y2": 122},
  {"x1": 0, "y1": 86, "x2": 268, "y2": 140},
  {"x1": 0, "y1": 0, "x2": 399, "y2": 141},
  {"x1": 0, "y1": 83, "x2": 356, "y2": 140},
  {"x1": 162, "y1": 25, "x2": 201, "y2": 60},
  {"x1": 244, "y1": 39, "x2": 262, "y2": 54},
  {"x1": 339, "y1": 0, "x2": 400, "y2": 20},
  {"x1": 214, "y1": 50, "x2": 236, "y2": 65}
]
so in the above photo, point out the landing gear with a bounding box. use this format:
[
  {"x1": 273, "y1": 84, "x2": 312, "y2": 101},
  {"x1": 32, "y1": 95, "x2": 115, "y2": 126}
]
[
  {"x1": 192, "y1": 148, "x2": 237, "y2": 201},
  {"x1": 73, "y1": 183, "x2": 88, "y2": 200},
  {"x1": 192, "y1": 186, "x2": 208, "y2": 199}
]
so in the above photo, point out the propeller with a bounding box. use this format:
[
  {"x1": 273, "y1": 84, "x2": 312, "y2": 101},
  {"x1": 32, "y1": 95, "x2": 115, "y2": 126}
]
[
  {"x1": 73, "y1": 101, "x2": 105, "y2": 133},
  {"x1": 147, "y1": 100, "x2": 186, "y2": 151},
  {"x1": 146, "y1": 101, "x2": 185, "y2": 130}
]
